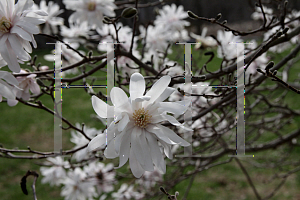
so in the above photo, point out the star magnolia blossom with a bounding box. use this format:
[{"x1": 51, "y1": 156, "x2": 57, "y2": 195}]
[
  {"x1": 40, "y1": 156, "x2": 69, "y2": 186},
  {"x1": 63, "y1": 0, "x2": 116, "y2": 28},
  {"x1": 70, "y1": 123, "x2": 99, "y2": 161},
  {"x1": 0, "y1": 70, "x2": 19, "y2": 106},
  {"x1": 217, "y1": 30, "x2": 243, "y2": 60},
  {"x1": 12, "y1": 69, "x2": 40, "y2": 101},
  {"x1": 88, "y1": 73, "x2": 191, "y2": 178},
  {"x1": 0, "y1": 0, "x2": 47, "y2": 73},
  {"x1": 154, "y1": 4, "x2": 190, "y2": 33},
  {"x1": 61, "y1": 168, "x2": 97, "y2": 200},
  {"x1": 190, "y1": 27, "x2": 217, "y2": 49},
  {"x1": 30, "y1": 0, "x2": 64, "y2": 34}
]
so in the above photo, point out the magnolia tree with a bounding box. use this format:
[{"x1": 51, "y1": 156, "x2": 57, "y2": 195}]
[{"x1": 0, "y1": 0, "x2": 300, "y2": 199}]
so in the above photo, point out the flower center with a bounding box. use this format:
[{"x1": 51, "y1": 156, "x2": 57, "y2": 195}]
[
  {"x1": 87, "y1": 1, "x2": 96, "y2": 11},
  {"x1": 132, "y1": 108, "x2": 152, "y2": 128},
  {"x1": 0, "y1": 17, "x2": 12, "y2": 33}
]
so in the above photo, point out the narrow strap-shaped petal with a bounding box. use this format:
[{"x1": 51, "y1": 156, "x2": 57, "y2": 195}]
[
  {"x1": 87, "y1": 133, "x2": 106, "y2": 152},
  {"x1": 10, "y1": 25, "x2": 32, "y2": 41},
  {"x1": 129, "y1": 146, "x2": 145, "y2": 178},
  {"x1": 91, "y1": 95, "x2": 114, "y2": 118},
  {"x1": 161, "y1": 113, "x2": 193, "y2": 131},
  {"x1": 131, "y1": 126, "x2": 145, "y2": 166},
  {"x1": 144, "y1": 75, "x2": 171, "y2": 106},
  {"x1": 129, "y1": 72, "x2": 145, "y2": 101},
  {"x1": 114, "y1": 131, "x2": 131, "y2": 169},
  {"x1": 139, "y1": 129, "x2": 154, "y2": 172},
  {"x1": 145, "y1": 131, "x2": 166, "y2": 173},
  {"x1": 146, "y1": 124, "x2": 175, "y2": 145},
  {"x1": 110, "y1": 87, "x2": 128, "y2": 107},
  {"x1": 157, "y1": 124, "x2": 191, "y2": 147}
]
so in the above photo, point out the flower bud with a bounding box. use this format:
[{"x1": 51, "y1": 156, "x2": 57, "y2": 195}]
[
  {"x1": 215, "y1": 13, "x2": 222, "y2": 20},
  {"x1": 282, "y1": 27, "x2": 289, "y2": 34},
  {"x1": 121, "y1": 7, "x2": 138, "y2": 19},
  {"x1": 265, "y1": 61, "x2": 274, "y2": 71},
  {"x1": 187, "y1": 11, "x2": 198, "y2": 19}
]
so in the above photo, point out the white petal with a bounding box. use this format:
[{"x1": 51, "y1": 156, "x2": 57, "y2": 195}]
[
  {"x1": 129, "y1": 147, "x2": 144, "y2": 178},
  {"x1": 161, "y1": 113, "x2": 193, "y2": 131},
  {"x1": 0, "y1": 71, "x2": 19, "y2": 85},
  {"x1": 158, "y1": 101, "x2": 189, "y2": 115},
  {"x1": 146, "y1": 124, "x2": 175, "y2": 145},
  {"x1": 114, "y1": 131, "x2": 131, "y2": 169},
  {"x1": 157, "y1": 124, "x2": 191, "y2": 147},
  {"x1": 15, "y1": 21, "x2": 40, "y2": 35},
  {"x1": 0, "y1": 33, "x2": 9, "y2": 47},
  {"x1": 155, "y1": 87, "x2": 175, "y2": 102},
  {"x1": 104, "y1": 139, "x2": 118, "y2": 158},
  {"x1": 159, "y1": 140, "x2": 173, "y2": 159},
  {"x1": 87, "y1": 134, "x2": 106, "y2": 152},
  {"x1": 145, "y1": 75, "x2": 171, "y2": 105},
  {"x1": 131, "y1": 127, "x2": 145, "y2": 166},
  {"x1": 7, "y1": 99, "x2": 18, "y2": 106},
  {"x1": 117, "y1": 113, "x2": 129, "y2": 132},
  {"x1": 111, "y1": 87, "x2": 128, "y2": 107},
  {"x1": 145, "y1": 131, "x2": 166, "y2": 173},
  {"x1": 0, "y1": 42, "x2": 21, "y2": 73},
  {"x1": 10, "y1": 26, "x2": 32, "y2": 41},
  {"x1": 29, "y1": 82, "x2": 40, "y2": 94},
  {"x1": 139, "y1": 130, "x2": 154, "y2": 171},
  {"x1": 91, "y1": 95, "x2": 114, "y2": 118},
  {"x1": 129, "y1": 73, "x2": 145, "y2": 100}
]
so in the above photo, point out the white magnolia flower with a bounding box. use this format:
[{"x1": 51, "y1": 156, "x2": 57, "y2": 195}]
[
  {"x1": 97, "y1": 23, "x2": 141, "y2": 75},
  {"x1": 217, "y1": 30, "x2": 243, "y2": 60},
  {"x1": 63, "y1": 0, "x2": 116, "y2": 28},
  {"x1": 44, "y1": 40, "x2": 85, "y2": 77},
  {"x1": 136, "y1": 167, "x2": 163, "y2": 190},
  {"x1": 60, "y1": 21, "x2": 91, "y2": 44},
  {"x1": 263, "y1": 26, "x2": 291, "y2": 53},
  {"x1": 40, "y1": 156, "x2": 69, "y2": 186},
  {"x1": 251, "y1": 6, "x2": 273, "y2": 22},
  {"x1": 190, "y1": 27, "x2": 217, "y2": 49},
  {"x1": 0, "y1": 70, "x2": 19, "y2": 106},
  {"x1": 12, "y1": 69, "x2": 40, "y2": 101},
  {"x1": 61, "y1": 167, "x2": 97, "y2": 200},
  {"x1": 246, "y1": 40, "x2": 269, "y2": 78},
  {"x1": 88, "y1": 73, "x2": 191, "y2": 178},
  {"x1": 83, "y1": 162, "x2": 116, "y2": 194},
  {"x1": 70, "y1": 123, "x2": 99, "y2": 161},
  {"x1": 30, "y1": 0, "x2": 64, "y2": 34},
  {"x1": 154, "y1": 4, "x2": 190, "y2": 35},
  {"x1": 112, "y1": 183, "x2": 144, "y2": 200},
  {"x1": 139, "y1": 25, "x2": 170, "y2": 53},
  {"x1": 0, "y1": 0, "x2": 47, "y2": 73}
]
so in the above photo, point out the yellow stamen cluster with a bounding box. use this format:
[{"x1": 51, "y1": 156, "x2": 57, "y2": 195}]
[
  {"x1": 0, "y1": 17, "x2": 12, "y2": 33},
  {"x1": 87, "y1": 1, "x2": 96, "y2": 11},
  {"x1": 132, "y1": 108, "x2": 152, "y2": 128}
]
